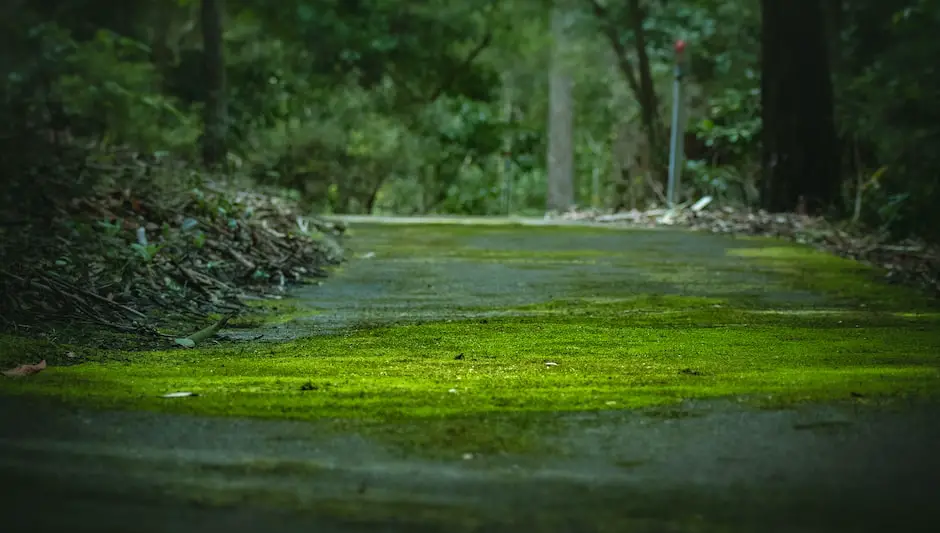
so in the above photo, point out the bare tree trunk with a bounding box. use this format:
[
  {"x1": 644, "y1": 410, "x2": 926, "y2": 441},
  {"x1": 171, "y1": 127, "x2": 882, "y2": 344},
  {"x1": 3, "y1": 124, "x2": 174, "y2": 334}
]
[
  {"x1": 628, "y1": 0, "x2": 663, "y2": 175},
  {"x1": 588, "y1": 0, "x2": 665, "y2": 187},
  {"x1": 547, "y1": 5, "x2": 575, "y2": 212},
  {"x1": 200, "y1": 0, "x2": 227, "y2": 168},
  {"x1": 760, "y1": 0, "x2": 839, "y2": 214},
  {"x1": 500, "y1": 72, "x2": 516, "y2": 214}
]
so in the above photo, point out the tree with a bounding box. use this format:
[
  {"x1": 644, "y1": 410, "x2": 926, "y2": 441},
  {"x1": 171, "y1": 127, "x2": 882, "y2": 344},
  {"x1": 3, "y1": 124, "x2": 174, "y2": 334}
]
[
  {"x1": 547, "y1": 5, "x2": 576, "y2": 212},
  {"x1": 759, "y1": 0, "x2": 839, "y2": 214},
  {"x1": 588, "y1": 0, "x2": 664, "y2": 185},
  {"x1": 201, "y1": 0, "x2": 226, "y2": 167}
]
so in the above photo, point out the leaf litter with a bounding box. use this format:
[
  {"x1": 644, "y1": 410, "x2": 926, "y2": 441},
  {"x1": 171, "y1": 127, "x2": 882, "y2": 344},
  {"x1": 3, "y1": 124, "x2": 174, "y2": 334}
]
[
  {"x1": 2, "y1": 360, "x2": 47, "y2": 377},
  {"x1": 554, "y1": 201, "x2": 940, "y2": 298},
  {"x1": 0, "y1": 150, "x2": 345, "y2": 347}
]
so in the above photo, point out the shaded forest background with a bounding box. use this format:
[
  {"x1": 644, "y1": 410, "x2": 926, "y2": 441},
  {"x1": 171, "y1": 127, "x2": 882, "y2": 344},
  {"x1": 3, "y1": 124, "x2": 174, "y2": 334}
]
[
  {"x1": 1, "y1": 0, "x2": 938, "y2": 234},
  {"x1": 1, "y1": 0, "x2": 939, "y2": 343}
]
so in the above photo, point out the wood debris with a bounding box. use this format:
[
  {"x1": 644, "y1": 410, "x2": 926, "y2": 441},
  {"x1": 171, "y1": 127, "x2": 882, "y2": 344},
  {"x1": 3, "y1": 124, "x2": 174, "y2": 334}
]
[{"x1": 0, "y1": 151, "x2": 345, "y2": 337}]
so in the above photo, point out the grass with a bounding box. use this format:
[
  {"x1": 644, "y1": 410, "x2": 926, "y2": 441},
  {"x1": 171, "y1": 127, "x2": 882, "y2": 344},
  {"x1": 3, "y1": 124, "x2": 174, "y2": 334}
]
[{"x1": 1, "y1": 223, "x2": 939, "y2": 457}]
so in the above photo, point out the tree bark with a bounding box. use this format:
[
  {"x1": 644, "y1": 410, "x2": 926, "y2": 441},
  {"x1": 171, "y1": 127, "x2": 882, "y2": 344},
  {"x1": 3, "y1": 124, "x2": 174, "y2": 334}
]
[
  {"x1": 500, "y1": 71, "x2": 516, "y2": 214},
  {"x1": 546, "y1": 5, "x2": 575, "y2": 212},
  {"x1": 822, "y1": 0, "x2": 843, "y2": 73},
  {"x1": 588, "y1": 0, "x2": 665, "y2": 186},
  {"x1": 760, "y1": 0, "x2": 840, "y2": 214},
  {"x1": 628, "y1": 0, "x2": 663, "y2": 173},
  {"x1": 200, "y1": 0, "x2": 227, "y2": 168}
]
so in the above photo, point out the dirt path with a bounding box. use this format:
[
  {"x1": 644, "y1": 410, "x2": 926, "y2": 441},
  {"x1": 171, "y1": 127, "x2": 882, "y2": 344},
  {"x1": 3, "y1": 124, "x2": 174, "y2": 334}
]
[{"x1": 1, "y1": 218, "x2": 938, "y2": 532}]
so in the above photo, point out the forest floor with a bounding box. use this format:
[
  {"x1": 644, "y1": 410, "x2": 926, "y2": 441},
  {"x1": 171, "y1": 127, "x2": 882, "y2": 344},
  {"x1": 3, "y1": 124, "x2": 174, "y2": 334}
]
[{"x1": 2, "y1": 219, "x2": 940, "y2": 532}]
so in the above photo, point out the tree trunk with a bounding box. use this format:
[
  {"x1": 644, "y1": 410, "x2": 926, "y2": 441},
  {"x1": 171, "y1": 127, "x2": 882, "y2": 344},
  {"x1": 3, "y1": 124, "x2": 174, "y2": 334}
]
[
  {"x1": 546, "y1": 5, "x2": 575, "y2": 212},
  {"x1": 760, "y1": 0, "x2": 840, "y2": 214},
  {"x1": 822, "y1": 0, "x2": 843, "y2": 73},
  {"x1": 628, "y1": 0, "x2": 664, "y2": 179},
  {"x1": 500, "y1": 72, "x2": 516, "y2": 215},
  {"x1": 588, "y1": 0, "x2": 665, "y2": 188},
  {"x1": 200, "y1": 0, "x2": 227, "y2": 168}
]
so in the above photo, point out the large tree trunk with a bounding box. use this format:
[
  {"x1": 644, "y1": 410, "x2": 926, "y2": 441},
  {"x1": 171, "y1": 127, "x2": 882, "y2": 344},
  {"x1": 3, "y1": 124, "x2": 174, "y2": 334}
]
[
  {"x1": 200, "y1": 0, "x2": 227, "y2": 168},
  {"x1": 760, "y1": 0, "x2": 840, "y2": 214},
  {"x1": 546, "y1": 5, "x2": 575, "y2": 212}
]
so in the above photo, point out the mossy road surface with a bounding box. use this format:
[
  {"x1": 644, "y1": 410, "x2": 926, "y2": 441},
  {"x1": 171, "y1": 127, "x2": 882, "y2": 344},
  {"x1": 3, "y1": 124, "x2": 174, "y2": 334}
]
[{"x1": 2, "y1": 218, "x2": 940, "y2": 533}]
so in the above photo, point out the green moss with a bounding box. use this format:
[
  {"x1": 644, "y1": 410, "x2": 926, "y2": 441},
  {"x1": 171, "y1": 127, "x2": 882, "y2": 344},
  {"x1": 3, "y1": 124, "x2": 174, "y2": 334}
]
[
  {"x1": 3, "y1": 224, "x2": 939, "y2": 459},
  {"x1": 223, "y1": 298, "x2": 322, "y2": 328},
  {"x1": 1, "y1": 334, "x2": 60, "y2": 369},
  {"x1": 726, "y1": 245, "x2": 934, "y2": 309},
  {"x1": 0, "y1": 333, "x2": 108, "y2": 369},
  {"x1": 511, "y1": 294, "x2": 726, "y2": 313},
  {"x1": 3, "y1": 306, "x2": 939, "y2": 456},
  {"x1": 641, "y1": 406, "x2": 705, "y2": 420}
]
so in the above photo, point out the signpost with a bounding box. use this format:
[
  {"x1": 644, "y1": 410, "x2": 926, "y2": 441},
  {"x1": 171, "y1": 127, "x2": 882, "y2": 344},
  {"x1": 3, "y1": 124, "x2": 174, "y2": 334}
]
[{"x1": 666, "y1": 39, "x2": 687, "y2": 208}]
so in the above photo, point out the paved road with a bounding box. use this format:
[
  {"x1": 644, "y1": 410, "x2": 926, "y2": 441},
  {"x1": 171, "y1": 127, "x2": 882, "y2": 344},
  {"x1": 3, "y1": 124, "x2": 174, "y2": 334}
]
[
  {"x1": 2, "y1": 395, "x2": 939, "y2": 532},
  {"x1": 2, "y1": 219, "x2": 938, "y2": 533}
]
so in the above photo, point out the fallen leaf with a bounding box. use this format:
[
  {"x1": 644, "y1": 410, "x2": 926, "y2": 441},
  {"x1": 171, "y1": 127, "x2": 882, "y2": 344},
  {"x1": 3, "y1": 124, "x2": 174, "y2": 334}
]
[
  {"x1": 181, "y1": 217, "x2": 199, "y2": 231},
  {"x1": 691, "y1": 196, "x2": 713, "y2": 212},
  {"x1": 176, "y1": 313, "x2": 234, "y2": 347},
  {"x1": 2, "y1": 360, "x2": 47, "y2": 377},
  {"x1": 161, "y1": 391, "x2": 198, "y2": 398}
]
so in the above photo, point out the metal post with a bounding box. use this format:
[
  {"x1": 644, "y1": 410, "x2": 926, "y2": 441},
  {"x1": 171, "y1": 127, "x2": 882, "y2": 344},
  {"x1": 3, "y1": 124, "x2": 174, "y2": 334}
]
[
  {"x1": 666, "y1": 39, "x2": 687, "y2": 208},
  {"x1": 591, "y1": 165, "x2": 600, "y2": 208},
  {"x1": 504, "y1": 156, "x2": 513, "y2": 214}
]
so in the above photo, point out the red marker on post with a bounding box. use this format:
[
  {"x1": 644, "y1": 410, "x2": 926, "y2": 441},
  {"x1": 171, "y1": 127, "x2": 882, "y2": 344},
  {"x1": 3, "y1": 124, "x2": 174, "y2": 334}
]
[{"x1": 674, "y1": 39, "x2": 686, "y2": 78}]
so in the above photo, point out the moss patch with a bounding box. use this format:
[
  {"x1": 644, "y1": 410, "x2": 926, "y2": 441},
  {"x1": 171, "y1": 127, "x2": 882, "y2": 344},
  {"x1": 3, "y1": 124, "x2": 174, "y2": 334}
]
[
  {"x1": 3, "y1": 302, "x2": 939, "y2": 455},
  {"x1": 726, "y1": 245, "x2": 933, "y2": 310},
  {"x1": 2, "y1": 224, "x2": 939, "y2": 458},
  {"x1": 222, "y1": 298, "x2": 321, "y2": 328}
]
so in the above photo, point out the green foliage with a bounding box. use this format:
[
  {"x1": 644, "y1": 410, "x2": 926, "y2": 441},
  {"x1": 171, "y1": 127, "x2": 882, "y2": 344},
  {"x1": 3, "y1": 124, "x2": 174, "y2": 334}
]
[
  {"x1": 684, "y1": 160, "x2": 756, "y2": 205},
  {"x1": 56, "y1": 29, "x2": 198, "y2": 151},
  {"x1": 2, "y1": 20, "x2": 198, "y2": 162},
  {"x1": 837, "y1": 0, "x2": 940, "y2": 239},
  {"x1": 693, "y1": 84, "x2": 761, "y2": 160},
  {"x1": 2, "y1": 0, "x2": 939, "y2": 237}
]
